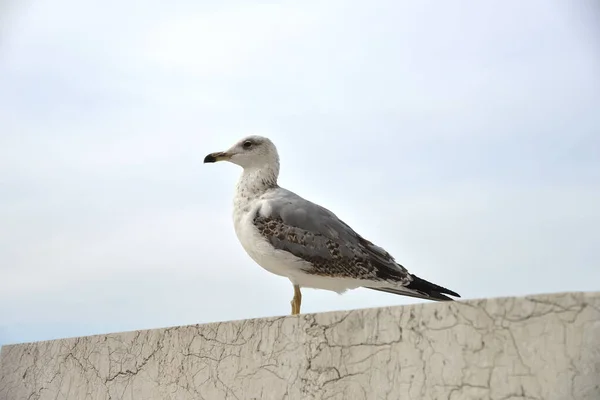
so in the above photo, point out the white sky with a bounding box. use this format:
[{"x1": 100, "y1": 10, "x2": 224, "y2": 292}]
[{"x1": 1, "y1": 0, "x2": 599, "y2": 346}]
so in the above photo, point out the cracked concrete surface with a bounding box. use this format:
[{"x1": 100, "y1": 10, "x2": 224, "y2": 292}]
[{"x1": 1, "y1": 292, "x2": 599, "y2": 400}]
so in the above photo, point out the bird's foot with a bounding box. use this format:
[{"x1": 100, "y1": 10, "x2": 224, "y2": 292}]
[{"x1": 290, "y1": 284, "x2": 302, "y2": 315}]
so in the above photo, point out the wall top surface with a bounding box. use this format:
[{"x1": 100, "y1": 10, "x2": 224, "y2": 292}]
[{"x1": 1, "y1": 291, "x2": 599, "y2": 400}]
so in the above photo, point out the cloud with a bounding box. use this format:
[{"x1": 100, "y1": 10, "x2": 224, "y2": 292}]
[{"x1": 142, "y1": 3, "x2": 326, "y2": 76}]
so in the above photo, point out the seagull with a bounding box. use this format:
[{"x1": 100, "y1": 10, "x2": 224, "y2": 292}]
[{"x1": 204, "y1": 135, "x2": 460, "y2": 315}]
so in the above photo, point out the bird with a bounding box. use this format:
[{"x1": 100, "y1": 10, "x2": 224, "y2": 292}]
[{"x1": 204, "y1": 135, "x2": 460, "y2": 315}]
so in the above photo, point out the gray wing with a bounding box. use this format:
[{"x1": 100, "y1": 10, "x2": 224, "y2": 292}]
[{"x1": 254, "y1": 188, "x2": 412, "y2": 285}]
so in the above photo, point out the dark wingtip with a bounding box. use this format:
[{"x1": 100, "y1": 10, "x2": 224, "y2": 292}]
[{"x1": 407, "y1": 275, "x2": 460, "y2": 301}]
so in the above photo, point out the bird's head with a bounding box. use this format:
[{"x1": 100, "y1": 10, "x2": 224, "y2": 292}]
[{"x1": 204, "y1": 135, "x2": 280, "y2": 170}]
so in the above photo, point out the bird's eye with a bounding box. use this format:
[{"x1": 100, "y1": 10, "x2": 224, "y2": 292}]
[{"x1": 243, "y1": 140, "x2": 253, "y2": 149}]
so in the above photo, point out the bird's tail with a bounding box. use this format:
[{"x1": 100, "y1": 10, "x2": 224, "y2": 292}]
[{"x1": 367, "y1": 274, "x2": 460, "y2": 302}]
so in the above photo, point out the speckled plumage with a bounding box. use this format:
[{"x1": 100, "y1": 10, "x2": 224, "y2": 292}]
[{"x1": 253, "y1": 214, "x2": 411, "y2": 284}]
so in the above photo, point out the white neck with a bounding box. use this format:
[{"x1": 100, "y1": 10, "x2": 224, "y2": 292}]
[{"x1": 234, "y1": 163, "x2": 279, "y2": 205}]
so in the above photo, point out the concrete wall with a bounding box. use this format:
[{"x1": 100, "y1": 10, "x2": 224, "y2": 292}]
[{"x1": 1, "y1": 291, "x2": 599, "y2": 400}]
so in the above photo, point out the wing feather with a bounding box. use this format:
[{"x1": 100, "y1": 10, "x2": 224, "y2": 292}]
[{"x1": 254, "y1": 189, "x2": 412, "y2": 285}]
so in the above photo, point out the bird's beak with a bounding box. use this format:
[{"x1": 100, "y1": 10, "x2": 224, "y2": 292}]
[{"x1": 204, "y1": 151, "x2": 231, "y2": 163}]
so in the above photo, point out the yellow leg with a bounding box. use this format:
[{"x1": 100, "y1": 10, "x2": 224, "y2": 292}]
[{"x1": 290, "y1": 284, "x2": 302, "y2": 315}]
